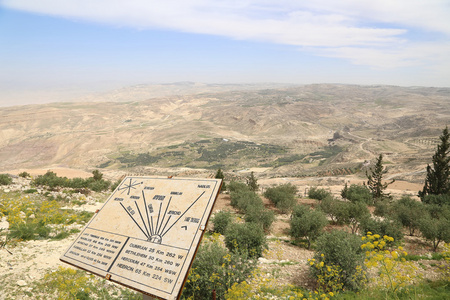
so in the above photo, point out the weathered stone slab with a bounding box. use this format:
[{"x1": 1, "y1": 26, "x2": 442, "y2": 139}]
[{"x1": 61, "y1": 176, "x2": 221, "y2": 300}]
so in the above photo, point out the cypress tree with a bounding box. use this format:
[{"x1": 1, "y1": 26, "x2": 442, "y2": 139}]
[
  {"x1": 366, "y1": 154, "x2": 394, "y2": 202},
  {"x1": 419, "y1": 127, "x2": 450, "y2": 200},
  {"x1": 247, "y1": 171, "x2": 259, "y2": 192}
]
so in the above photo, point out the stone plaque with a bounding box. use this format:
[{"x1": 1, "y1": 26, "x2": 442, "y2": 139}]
[{"x1": 61, "y1": 176, "x2": 222, "y2": 300}]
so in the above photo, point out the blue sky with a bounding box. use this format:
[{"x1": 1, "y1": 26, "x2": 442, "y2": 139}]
[{"x1": 1, "y1": 1, "x2": 450, "y2": 105}]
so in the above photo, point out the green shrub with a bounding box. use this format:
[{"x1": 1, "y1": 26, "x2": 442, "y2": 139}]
[
  {"x1": 244, "y1": 205, "x2": 275, "y2": 232},
  {"x1": 211, "y1": 210, "x2": 233, "y2": 235},
  {"x1": 359, "y1": 217, "x2": 403, "y2": 244},
  {"x1": 313, "y1": 230, "x2": 365, "y2": 291},
  {"x1": 308, "y1": 187, "x2": 332, "y2": 201},
  {"x1": 224, "y1": 222, "x2": 267, "y2": 258},
  {"x1": 264, "y1": 183, "x2": 298, "y2": 213},
  {"x1": 33, "y1": 170, "x2": 111, "y2": 192},
  {"x1": 182, "y1": 235, "x2": 256, "y2": 300},
  {"x1": 318, "y1": 196, "x2": 337, "y2": 221},
  {"x1": 392, "y1": 196, "x2": 424, "y2": 235},
  {"x1": 418, "y1": 206, "x2": 450, "y2": 251},
  {"x1": 373, "y1": 199, "x2": 390, "y2": 217},
  {"x1": 342, "y1": 184, "x2": 372, "y2": 204},
  {"x1": 422, "y1": 194, "x2": 450, "y2": 206},
  {"x1": 230, "y1": 189, "x2": 264, "y2": 213},
  {"x1": 228, "y1": 181, "x2": 250, "y2": 193},
  {"x1": 36, "y1": 266, "x2": 142, "y2": 300},
  {"x1": 290, "y1": 204, "x2": 328, "y2": 249},
  {"x1": 23, "y1": 188, "x2": 38, "y2": 194},
  {"x1": 18, "y1": 171, "x2": 30, "y2": 178},
  {"x1": 8, "y1": 222, "x2": 51, "y2": 240},
  {"x1": 0, "y1": 174, "x2": 12, "y2": 185},
  {"x1": 87, "y1": 179, "x2": 111, "y2": 192},
  {"x1": 110, "y1": 178, "x2": 122, "y2": 191},
  {"x1": 341, "y1": 202, "x2": 370, "y2": 234}
]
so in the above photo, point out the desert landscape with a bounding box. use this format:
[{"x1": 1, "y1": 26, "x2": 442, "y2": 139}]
[{"x1": 1, "y1": 83, "x2": 449, "y2": 299}]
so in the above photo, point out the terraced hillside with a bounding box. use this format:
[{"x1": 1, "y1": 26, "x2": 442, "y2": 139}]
[{"x1": 0, "y1": 84, "x2": 448, "y2": 182}]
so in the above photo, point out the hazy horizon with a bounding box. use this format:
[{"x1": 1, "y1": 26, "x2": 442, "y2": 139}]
[{"x1": 1, "y1": 1, "x2": 450, "y2": 107}]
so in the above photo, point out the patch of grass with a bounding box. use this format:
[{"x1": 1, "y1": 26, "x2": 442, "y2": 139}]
[
  {"x1": 29, "y1": 267, "x2": 142, "y2": 300},
  {"x1": 0, "y1": 192, "x2": 94, "y2": 241},
  {"x1": 335, "y1": 280, "x2": 450, "y2": 299},
  {"x1": 23, "y1": 189, "x2": 38, "y2": 194},
  {"x1": 404, "y1": 253, "x2": 445, "y2": 261}
]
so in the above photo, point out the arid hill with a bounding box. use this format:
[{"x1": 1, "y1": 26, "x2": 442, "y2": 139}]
[{"x1": 0, "y1": 84, "x2": 449, "y2": 182}]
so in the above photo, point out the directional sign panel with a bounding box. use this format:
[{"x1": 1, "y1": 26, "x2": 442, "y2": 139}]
[{"x1": 60, "y1": 176, "x2": 222, "y2": 300}]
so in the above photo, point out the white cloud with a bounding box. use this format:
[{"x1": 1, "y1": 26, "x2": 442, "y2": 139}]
[{"x1": 2, "y1": 0, "x2": 450, "y2": 72}]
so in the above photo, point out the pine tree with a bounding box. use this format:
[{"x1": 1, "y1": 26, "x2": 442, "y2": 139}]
[
  {"x1": 419, "y1": 127, "x2": 450, "y2": 200},
  {"x1": 366, "y1": 154, "x2": 394, "y2": 202},
  {"x1": 247, "y1": 171, "x2": 259, "y2": 192}
]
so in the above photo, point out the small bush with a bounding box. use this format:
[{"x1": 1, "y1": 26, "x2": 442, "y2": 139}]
[
  {"x1": 32, "y1": 170, "x2": 111, "y2": 192},
  {"x1": 224, "y1": 222, "x2": 267, "y2": 258},
  {"x1": 36, "y1": 266, "x2": 142, "y2": 300},
  {"x1": 18, "y1": 171, "x2": 31, "y2": 178},
  {"x1": 341, "y1": 202, "x2": 370, "y2": 234},
  {"x1": 319, "y1": 196, "x2": 345, "y2": 225},
  {"x1": 88, "y1": 179, "x2": 111, "y2": 192},
  {"x1": 362, "y1": 232, "x2": 418, "y2": 293},
  {"x1": 264, "y1": 183, "x2": 298, "y2": 213},
  {"x1": 8, "y1": 222, "x2": 51, "y2": 240},
  {"x1": 360, "y1": 217, "x2": 403, "y2": 244},
  {"x1": 422, "y1": 194, "x2": 450, "y2": 206},
  {"x1": 244, "y1": 205, "x2": 275, "y2": 232},
  {"x1": 0, "y1": 174, "x2": 12, "y2": 185},
  {"x1": 418, "y1": 213, "x2": 450, "y2": 251},
  {"x1": 308, "y1": 187, "x2": 332, "y2": 201},
  {"x1": 373, "y1": 199, "x2": 390, "y2": 217},
  {"x1": 183, "y1": 235, "x2": 256, "y2": 300},
  {"x1": 342, "y1": 184, "x2": 372, "y2": 204},
  {"x1": 211, "y1": 210, "x2": 233, "y2": 235},
  {"x1": 313, "y1": 230, "x2": 365, "y2": 291},
  {"x1": 392, "y1": 196, "x2": 424, "y2": 235},
  {"x1": 290, "y1": 204, "x2": 328, "y2": 249},
  {"x1": 228, "y1": 181, "x2": 250, "y2": 193},
  {"x1": 230, "y1": 189, "x2": 264, "y2": 213}
]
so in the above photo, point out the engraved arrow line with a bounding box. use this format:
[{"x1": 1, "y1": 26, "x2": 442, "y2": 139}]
[
  {"x1": 135, "y1": 201, "x2": 151, "y2": 239},
  {"x1": 156, "y1": 196, "x2": 172, "y2": 235},
  {"x1": 159, "y1": 215, "x2": 172, "y2": 237},
  {"x1": 161, "y1": 191, "x2": 205, "y2": 238},
  {"x1": 154, "y1": 201, "x2": 162, "y2": 237},
  {"x1": 119, "y1": 202, "x2": 149, "y2": 239},
  {"x1": 143, "y1": 191, "x2": 154, "y2": 236}
]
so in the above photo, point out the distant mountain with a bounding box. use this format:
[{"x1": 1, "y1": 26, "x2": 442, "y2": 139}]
[{"x1": 0, "y1": 84, "x2": 448, "y2": 182}]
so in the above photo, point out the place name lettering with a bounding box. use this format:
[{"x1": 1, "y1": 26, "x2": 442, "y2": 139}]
[
  {"x1": 114, "y1": 197, "x2": 124, "y2": 201},
  {"x1": 184, "y1": 217, "x2": 200, "y2": 223},
  {"x1": 126, "y1": 206, "x2": 135, "y2": 215},
  {"x1": 115, "y1": 243, "x2": 189, "y2": 287},
  {"x1": 147, "y1": 204, "x2": 153, "y2": 213},
  {"x1": 197, "y1": 184, "x2": 210, "y2": 188},
  {"x1": 67, "y1": 231, "x2": 124, "y2": 271},
  {"x1": 121, "y1": 256, "x2": 140, "y2": 264},
  {"x1": 130, "y1": 195, "x2": 140, "y2": 200},
  {"x1": 170, "y1": 191, "x2": 182, "y2": 195},
  {"x1": 144, "y1": 186, "x2": 154, "y2": 190},
  {"x1": 153, "y1": 195, "x2": 165, "y2": 201},
  {"x1": 168, "y1": 210, "x2": 181, "y2": 216},
  {"x1": 129, "y1": 243, "x2": 148, "y2": 251},
  {"x1": 125, "y1": 249, "x2": 148, "y2": 259},
  {"x1": 117, "y1": 263, "x2": 134, "y2": 271}
]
